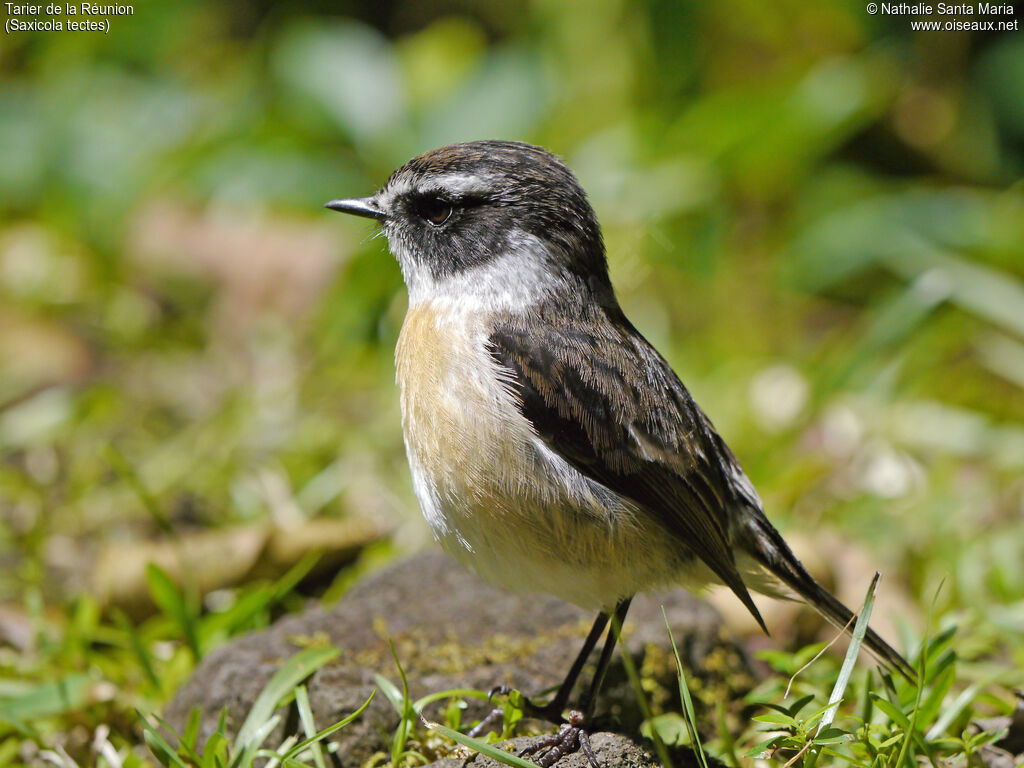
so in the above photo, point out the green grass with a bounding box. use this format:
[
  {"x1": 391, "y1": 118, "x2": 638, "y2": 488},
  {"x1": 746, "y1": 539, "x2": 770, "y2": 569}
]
[
  {"x1": 138, "y1": 649, "x2": 373, "y2": 768},
  {"x1": 1, "y1": 551, "x2": 1019, "y2": 768}
]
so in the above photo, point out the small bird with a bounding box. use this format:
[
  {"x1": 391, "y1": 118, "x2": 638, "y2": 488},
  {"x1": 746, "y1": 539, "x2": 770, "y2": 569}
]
[{"x1": 326, "y1": 140, "x2": 914, "y2": 765}]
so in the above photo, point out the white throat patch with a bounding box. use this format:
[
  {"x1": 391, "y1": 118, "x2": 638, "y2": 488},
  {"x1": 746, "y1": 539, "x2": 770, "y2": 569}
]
[{"x1": 395, "y1": 230, "x2": 559, "y2": 313}]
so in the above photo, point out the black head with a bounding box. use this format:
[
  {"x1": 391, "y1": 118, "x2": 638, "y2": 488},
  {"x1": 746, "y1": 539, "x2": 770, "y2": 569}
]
[{"x1": 326, "y1": 141, "x2": 610, "y2": 302}]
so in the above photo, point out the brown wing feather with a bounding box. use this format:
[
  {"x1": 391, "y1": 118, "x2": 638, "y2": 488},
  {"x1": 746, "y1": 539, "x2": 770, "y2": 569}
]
[{"x1": 488, "y1": 302, "x2": 768, "y2": 633}]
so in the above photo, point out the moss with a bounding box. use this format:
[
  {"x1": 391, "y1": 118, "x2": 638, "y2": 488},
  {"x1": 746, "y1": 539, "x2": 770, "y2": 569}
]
[{"x1": 352, "y1": 617, "x2": 594, "y2": 678}]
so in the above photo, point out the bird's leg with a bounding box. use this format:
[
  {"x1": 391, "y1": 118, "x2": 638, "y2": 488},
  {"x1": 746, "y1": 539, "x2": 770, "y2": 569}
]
[
  {"x1": 515, "y1": 598, "x2": 633, "y2": 768},
  {"x1": 577, "y1": 597, "x2": 631, "y2": 716},
  {"x1": 467, "y1": 611, "x2": 609, "y2": 737},
  {"x1": 526, "y1": 610, "x2": 611, "y2": 721}
]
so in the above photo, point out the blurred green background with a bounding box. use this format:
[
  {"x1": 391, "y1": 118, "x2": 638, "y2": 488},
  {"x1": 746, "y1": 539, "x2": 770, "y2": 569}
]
[{"x1": 1, "y1": 0, "x2": 1023, "y2": 763}]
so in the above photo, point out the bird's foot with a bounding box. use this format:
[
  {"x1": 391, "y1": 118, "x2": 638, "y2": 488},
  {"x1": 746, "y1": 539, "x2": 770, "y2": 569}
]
[
  {"x1": 518, "y1": 711, "x2": 600, "y2": 768},
  {"x1": 467, "y1": 692, "x2": 602, "y2": 768}
]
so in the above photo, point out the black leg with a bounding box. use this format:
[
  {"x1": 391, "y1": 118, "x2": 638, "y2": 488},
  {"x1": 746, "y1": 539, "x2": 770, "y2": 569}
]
[
  {"x1": 541, "y1": 610, "x2": 610, "y2": 717},
  {"x1": 467, "y1": 610, "x2": 609, "y2": 736},
  {"x1": 514, "y1": 598, "x2": 633, "y2": 768},
  {"x1": 473, "y1": 597, "x2": 634, "y2": 768},
  {"x1": 578, "y1": 597, "x2": 632, "y2": 715}
]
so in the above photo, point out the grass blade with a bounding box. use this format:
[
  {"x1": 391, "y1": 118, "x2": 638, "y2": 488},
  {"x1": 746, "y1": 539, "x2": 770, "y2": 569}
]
[
  {"x1": 384, "y1": 639, "x2": 414, "y2": 768},
  {"x1": 924, "y1": 679, "x2": 986, "y2": 740},
  {"x1": 280, "y1": 690, "x2": 375, "y2": 761},
  {"x1": 618, "y1": 612, "x2": 673, "y2": 768},
  {"x1": 802, "y1": 574, "x2": 879, "y2": 768},
  {"x1": 817, "y1": 574, "x2": 879, "y2": 737},
  {"x1": 895, "y1": 587, "x2": 944, "y2": 768},
  {"x1": 294, "y1": 685, "x2": 326, "y2": 768},
  {"x1": 664, "y1": 607, "x2": 707, "y2": 768},
  {"x1": 420, "y1": 718, "x2": 541, "y2": 768},
  {"x1": 232, "y1": 646, "x2": 340, "y2": 756},
  {"x1": 112, "y1": 607, "x2": 161, "y2": 690},
  {"x1": 137, "y1": 709, "x2": 190, "y2": 768},
  {"x1": 373, "y1": 673, "x2": 404, "y2": 713},
  {"x1": 0, "y1": 673, "x2": 91, "y2": 725},
  {"x1": 105, "y1": 443, "x2": 173, "y2": 534},
  {"x1": 235, "y1": 713, "x2": 281, "y2": 768},
  {"x1": 146, "y1": 563, "x2": 201, "y2": 659},
  {"x1": 412, "y1": 688, "x2": 490, "y2": 712}
]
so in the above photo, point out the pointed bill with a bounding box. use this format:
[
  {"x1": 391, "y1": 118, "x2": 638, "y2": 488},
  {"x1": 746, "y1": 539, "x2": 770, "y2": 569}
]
[{"x1": 324, "y1": 197, "x2": 386, "y2": 221}]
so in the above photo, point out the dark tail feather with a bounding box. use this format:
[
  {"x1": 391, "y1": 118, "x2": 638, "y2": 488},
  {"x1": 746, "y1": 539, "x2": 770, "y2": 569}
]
[{"x1": 744, "y1": 514, "x2": 917, "y2": 683}]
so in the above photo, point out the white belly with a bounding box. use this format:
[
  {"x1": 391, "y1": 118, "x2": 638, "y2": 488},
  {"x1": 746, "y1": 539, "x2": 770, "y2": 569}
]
[{"x1": 395, "y1": 301, "x2": 692, "y2": 611}]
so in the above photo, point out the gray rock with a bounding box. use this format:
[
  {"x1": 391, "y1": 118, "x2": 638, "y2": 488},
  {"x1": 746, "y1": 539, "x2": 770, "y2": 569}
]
[
  {"x1": 165, "y1": 551, "x2": 751, "y2": 767},
  {"x1": 422, "y1": 732, "x2": 728, "y2": 768}
]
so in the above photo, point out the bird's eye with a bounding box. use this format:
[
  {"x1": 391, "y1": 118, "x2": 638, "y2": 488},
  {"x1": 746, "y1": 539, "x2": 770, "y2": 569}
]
[{"x1": 415, "y1": 195, "x2": 453, "y2": 226}]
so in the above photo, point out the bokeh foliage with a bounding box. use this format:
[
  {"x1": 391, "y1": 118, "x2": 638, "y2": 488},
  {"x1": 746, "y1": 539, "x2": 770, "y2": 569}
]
[{"x1": 0, "y1": 0, "x2": 1022, "y2": 765}]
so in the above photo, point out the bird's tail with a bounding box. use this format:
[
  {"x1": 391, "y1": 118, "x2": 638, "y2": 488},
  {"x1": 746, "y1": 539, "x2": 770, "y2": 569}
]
[{"x1": 741, "y1": 513, "x2": 917, "y2": 682}]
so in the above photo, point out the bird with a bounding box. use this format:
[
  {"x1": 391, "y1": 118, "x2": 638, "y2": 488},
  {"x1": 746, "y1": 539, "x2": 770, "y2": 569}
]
[{"x1": 325, "y1": 140, "x2": 914, "y2": 766}]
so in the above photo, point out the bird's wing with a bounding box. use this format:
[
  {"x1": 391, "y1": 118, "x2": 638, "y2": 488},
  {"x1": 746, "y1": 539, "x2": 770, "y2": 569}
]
[{"x1": 487, "y1": 304, "x2": 767, "y2": 632}]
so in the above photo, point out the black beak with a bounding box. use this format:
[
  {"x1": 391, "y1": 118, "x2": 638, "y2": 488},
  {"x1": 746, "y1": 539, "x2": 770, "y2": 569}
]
[{"x1": 324, "y1": 197, "x2": 386, "y2": 221}]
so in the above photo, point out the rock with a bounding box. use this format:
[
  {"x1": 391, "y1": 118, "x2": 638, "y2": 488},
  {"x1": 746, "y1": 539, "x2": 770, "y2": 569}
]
[
  {"x1": 423, "y1": 732, "x2": 729, "y2": 768},
  {"x1": 165, "y1": 551, "x2": 752, "y2": 767}
]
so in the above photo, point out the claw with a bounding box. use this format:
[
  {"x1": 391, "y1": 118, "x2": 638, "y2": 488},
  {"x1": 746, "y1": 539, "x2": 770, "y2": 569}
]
[
  {"x1": 518, "y1": 724, "x2": 574, "y2": 758},
  {"x1": 487, "y1": 684, "x2": 512, "y2": 702},
  {"x1": 577, "y1": 729, "x2": 600, "y2": 768}
]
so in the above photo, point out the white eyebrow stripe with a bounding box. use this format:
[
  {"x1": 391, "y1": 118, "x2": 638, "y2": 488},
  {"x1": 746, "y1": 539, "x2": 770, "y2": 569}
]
[
  {"x1": 384, "y1": 172, "x2": 497, "y2": 201},
  {"x1": 423, "y1": 172, "x2": 497, "y2": 196}
]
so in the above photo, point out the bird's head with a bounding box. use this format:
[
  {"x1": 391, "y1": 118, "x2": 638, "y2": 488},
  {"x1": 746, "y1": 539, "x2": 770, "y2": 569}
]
[{"x1": 326, "y1": 141, "x2": 612, "y2": 308}]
